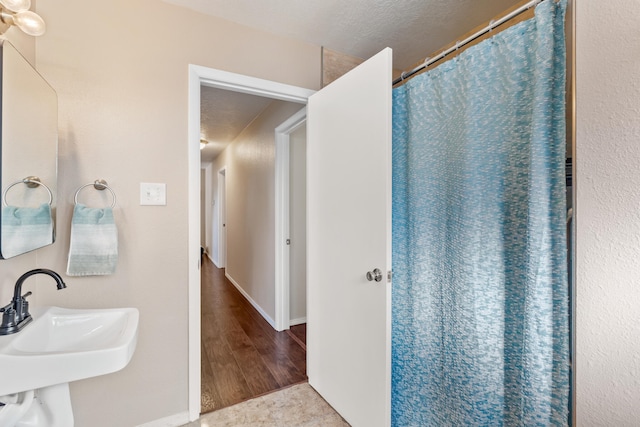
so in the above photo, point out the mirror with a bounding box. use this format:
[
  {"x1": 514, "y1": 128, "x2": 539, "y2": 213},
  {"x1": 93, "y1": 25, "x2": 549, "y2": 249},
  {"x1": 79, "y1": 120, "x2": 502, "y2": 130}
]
[{"x1": 0, "y1": 40, "x2": 58, "y2": 259}]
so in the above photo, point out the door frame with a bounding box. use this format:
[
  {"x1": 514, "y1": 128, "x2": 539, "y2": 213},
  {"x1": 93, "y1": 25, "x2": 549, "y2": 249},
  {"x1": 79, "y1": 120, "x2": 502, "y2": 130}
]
[
  {"x1": 274, "y1": 107, "x2": 307, "y2": 331},
  {"x1": 187, "y1": 64, "x2": 315, "y2": 420},
  {"x1": 216, "y1": 166, "x2": 227, "y2": 268}
]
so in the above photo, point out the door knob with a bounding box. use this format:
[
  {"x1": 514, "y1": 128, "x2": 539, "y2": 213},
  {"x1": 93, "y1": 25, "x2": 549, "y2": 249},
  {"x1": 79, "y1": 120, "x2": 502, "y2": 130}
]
[{"x1": 366, "y1": 268, "x2": 383, "y2": 282}]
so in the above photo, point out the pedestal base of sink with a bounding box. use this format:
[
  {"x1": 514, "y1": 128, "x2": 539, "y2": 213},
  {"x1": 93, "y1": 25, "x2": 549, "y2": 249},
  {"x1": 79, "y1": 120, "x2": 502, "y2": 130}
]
[{"x1": 0, "y1": 383, "x2": 74, "y2": 427}]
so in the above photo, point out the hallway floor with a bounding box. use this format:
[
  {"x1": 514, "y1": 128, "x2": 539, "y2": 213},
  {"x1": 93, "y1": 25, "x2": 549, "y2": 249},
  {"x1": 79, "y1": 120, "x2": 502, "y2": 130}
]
[{"x1": 201, "y1": 258, "x2": 307, "y2": 413}]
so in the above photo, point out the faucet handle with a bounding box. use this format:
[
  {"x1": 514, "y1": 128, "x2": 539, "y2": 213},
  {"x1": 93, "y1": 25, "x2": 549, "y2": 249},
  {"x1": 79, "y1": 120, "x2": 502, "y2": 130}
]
[
  {"x1": 1, "y1": 307, "x2": 17, "y2": 328},
  {"x1": 18, "y1": 292, "x2": 32, "y2": 320}
]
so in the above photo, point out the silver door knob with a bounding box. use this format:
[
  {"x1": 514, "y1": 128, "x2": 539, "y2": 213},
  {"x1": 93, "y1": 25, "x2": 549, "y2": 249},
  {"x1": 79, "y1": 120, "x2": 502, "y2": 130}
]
[{"x1": 366, "y1": 268, "x2": 383, "y2": 282}]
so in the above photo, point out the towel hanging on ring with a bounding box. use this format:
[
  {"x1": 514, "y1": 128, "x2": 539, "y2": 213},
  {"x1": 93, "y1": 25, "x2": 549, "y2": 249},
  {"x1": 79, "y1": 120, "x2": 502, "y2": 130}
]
[
  {"x1": 2, "y1": 203, "x2": 53, "y2": 258},
  {"x1": 1, "y1": 177, "x2": 54, "y2": 258},
  {"x1": 66, "y1": 180, "x2": 118, "y2": 276}
]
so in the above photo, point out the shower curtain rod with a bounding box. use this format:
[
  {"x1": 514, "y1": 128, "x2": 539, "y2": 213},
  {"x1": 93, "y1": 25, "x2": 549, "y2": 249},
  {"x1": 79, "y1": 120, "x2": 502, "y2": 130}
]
[{"x1": 392, "y1": 0, "x2": 542, "y2": 85}]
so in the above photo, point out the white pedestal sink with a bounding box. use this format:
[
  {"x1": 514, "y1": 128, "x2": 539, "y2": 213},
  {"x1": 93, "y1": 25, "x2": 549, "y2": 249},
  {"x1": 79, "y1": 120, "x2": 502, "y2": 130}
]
[{"x1": 0, "y1": 306, "x2": 139, "y2": 427}]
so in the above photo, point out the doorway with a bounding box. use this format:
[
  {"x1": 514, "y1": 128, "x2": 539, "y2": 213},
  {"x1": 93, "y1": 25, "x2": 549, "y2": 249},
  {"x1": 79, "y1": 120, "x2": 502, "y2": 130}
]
[
  {"x1": 288, "y1": 123, "x2": 307, "y2": 327},
  {"x1": 188, "y1": 64, "x2": 315, "y2": 419},
  {"x1": 275, "y1": 107, "x2": 308, "y2": 331},
  {"x1": 199, "y1": 108, "x2": 308, "y2": 413}
]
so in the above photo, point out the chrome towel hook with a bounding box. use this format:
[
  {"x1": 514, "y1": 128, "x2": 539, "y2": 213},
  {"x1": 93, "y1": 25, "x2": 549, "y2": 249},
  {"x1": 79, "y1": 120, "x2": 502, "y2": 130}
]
[
  {"x1": 2, "y1": 176, "x2": 53, "y2": 207},
  {"x1": 74, "y1": 179, "x2": 116, "y2": 208}
]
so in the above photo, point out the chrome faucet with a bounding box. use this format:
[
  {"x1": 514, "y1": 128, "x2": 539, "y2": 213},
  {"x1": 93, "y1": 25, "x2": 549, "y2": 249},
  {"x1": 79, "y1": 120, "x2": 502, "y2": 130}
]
[{"x1": 0, "y1": 269, "x2": 67, "y2": 335}]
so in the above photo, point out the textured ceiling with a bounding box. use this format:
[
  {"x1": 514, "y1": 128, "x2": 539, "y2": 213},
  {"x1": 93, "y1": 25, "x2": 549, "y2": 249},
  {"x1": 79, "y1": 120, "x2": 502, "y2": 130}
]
[
  {"x1": 200, "y1": 86, "x2": 272, "y2": 162},
  {"x1": 164, "y1": 0, "x2": 521, "y2": 70},
  {"x1": 192, "y1": 0, "x2": 523, "y2": 162}
]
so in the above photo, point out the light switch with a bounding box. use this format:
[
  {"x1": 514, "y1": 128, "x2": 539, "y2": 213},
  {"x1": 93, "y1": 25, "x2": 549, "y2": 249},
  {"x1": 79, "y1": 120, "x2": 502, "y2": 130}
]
[{"x1": 140, "y1": 183, "x2": 166, "y2": 206}]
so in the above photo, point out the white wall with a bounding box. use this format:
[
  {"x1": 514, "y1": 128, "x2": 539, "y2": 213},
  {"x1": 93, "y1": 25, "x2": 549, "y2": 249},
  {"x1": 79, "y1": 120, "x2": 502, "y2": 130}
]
[
  {"x1": 23, "y1": 1, "x2": 320, "y2": 426},
  {"x1": 575, "y1": 1, "x2": 640, "y2": 425},
  {"x1": 289, "y1": 123, "x2": 307, "y2": 323}
]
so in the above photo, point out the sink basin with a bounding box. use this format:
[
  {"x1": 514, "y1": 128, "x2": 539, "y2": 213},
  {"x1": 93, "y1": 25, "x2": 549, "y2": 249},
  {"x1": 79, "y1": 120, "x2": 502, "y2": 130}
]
[{"x1": 0, "y1": 306, "x2": 138, "y2": 396}]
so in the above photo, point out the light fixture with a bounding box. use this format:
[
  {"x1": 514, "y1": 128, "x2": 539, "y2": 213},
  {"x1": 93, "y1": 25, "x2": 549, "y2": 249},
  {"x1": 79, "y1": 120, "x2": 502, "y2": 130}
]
[
  {"x1": 200, "y1": 139, "x2": 208, "y2": 150},
  {"x1": 0, "y1": 0, "x2": 46, "y2": 37}
]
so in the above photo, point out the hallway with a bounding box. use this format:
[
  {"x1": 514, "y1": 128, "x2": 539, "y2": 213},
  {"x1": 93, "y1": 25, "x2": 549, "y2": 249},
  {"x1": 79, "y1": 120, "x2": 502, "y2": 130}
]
[{"x1": 201, "y1": 258, "x2": 307, "y2": 414}]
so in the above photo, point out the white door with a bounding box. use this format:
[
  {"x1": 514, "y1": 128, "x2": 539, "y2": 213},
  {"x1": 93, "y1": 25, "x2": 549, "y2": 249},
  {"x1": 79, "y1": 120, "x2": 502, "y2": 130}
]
[
  {"x1": 218, "y1": 168, "x2": 227, "y2": 268},
  {"x1": 307, "y1": 48, "x2": 392, "y2": 427}
]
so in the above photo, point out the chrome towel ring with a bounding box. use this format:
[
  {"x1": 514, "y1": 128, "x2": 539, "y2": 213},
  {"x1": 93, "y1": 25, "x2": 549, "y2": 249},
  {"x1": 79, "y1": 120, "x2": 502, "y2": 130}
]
[
  {"x1": 2, "y1": 176, "x2": 53, "y2": 207},
  {"x1": 74, "y1": 179, "x2": 116, "y2": 208}
]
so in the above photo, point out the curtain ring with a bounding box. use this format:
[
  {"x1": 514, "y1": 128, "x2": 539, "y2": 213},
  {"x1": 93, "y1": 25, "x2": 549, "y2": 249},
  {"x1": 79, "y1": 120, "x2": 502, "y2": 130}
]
[{"x1": 2, "y1": 176, "x2": 53, "y2": 207}]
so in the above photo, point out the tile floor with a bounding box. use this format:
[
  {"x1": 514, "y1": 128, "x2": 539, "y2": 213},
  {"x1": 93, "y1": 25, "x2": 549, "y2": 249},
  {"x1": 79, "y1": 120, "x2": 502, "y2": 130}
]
[{"x1": 182, "y1": 383, "x2": 350, "y2": 427}]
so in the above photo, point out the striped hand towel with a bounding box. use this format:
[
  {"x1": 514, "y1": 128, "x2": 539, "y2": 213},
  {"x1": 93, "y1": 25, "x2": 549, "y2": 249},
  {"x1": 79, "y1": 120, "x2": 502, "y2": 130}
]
[
  {"x1": 66, "y1": 204, "x2": 118, "y2": 276},
  {"x1": 1, "y1": 203, "x2": 53, "y2": 258}
]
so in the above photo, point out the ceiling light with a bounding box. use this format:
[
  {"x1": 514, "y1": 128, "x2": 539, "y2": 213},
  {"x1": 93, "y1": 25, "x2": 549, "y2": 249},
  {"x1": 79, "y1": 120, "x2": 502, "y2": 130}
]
[
  {"x1": 0, "y1": 0, "x2": 45, "y2": 37},
  {"x1": 0, "y1": 0, "x2": 29, "y2": 13},
  {"x1": 200, "y1": 139, "x2": 208, "y2": 150}
]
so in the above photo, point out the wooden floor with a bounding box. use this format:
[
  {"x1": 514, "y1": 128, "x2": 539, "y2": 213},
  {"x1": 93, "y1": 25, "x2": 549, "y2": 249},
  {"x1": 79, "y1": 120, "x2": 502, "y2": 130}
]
[{"x1": 201, "y1": 258, "x2": 307, "y2": 414}]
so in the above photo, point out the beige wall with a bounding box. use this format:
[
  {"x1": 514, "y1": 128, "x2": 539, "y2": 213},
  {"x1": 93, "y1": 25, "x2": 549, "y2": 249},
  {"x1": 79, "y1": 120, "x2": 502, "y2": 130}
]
[
  {"x1": 575, "y1": 0, "x2": 640, "y2": 425},
  {"x1": 15, "y1": 1, "x2": 322, "y2": 426},
  {"x1": 322, "y1": 47, "x2": 364, "y2": 87},
  {"x1": 210, "y1": 100, "x2": 303, "y2": 324}
]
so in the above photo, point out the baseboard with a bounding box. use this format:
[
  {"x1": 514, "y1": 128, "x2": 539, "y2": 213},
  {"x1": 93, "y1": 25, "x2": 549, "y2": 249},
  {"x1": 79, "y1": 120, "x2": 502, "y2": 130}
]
[
  {"x1": 211, "y1": 255, "x2": 223, "y2": 269},
  {"x1": 225, "y1": 272, "x2": 277, "y2": 329},
  {"x1": 136, "y1": 411, "x2": 190, "y2": 427},
  {"x1": 290, "y1": 317, "x2": 307, "y2": 326}
]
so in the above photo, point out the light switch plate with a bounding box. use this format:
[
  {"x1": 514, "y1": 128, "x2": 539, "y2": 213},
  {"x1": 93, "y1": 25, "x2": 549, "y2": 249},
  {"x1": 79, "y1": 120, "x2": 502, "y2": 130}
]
[{"x1": 140, "y1": 183, "x2": 166, "y2": 206}]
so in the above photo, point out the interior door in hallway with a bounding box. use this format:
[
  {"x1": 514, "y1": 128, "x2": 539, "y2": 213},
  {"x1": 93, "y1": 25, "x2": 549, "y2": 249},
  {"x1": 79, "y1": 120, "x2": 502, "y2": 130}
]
[
  {"x1": 307, "y1": 48, "x2": 392, "y2": 427},
  {"x1": 217, "y1": 167, "x2": 227, "y2": 268}
]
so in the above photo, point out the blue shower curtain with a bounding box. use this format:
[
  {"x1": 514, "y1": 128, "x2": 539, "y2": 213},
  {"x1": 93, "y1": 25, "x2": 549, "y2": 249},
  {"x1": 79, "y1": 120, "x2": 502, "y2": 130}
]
[{"x1": 391, "y1": 1, "x2": 569, "y2": 425}]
